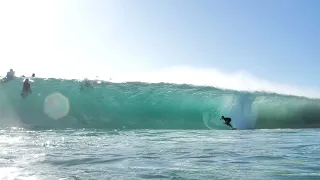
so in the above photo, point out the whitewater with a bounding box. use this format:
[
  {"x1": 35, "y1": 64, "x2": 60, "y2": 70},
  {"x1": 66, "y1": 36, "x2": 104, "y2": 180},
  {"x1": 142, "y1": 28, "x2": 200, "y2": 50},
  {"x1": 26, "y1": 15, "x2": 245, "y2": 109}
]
[{"x1": 1, "y1": 69, "x2": 320, "y2": 180}]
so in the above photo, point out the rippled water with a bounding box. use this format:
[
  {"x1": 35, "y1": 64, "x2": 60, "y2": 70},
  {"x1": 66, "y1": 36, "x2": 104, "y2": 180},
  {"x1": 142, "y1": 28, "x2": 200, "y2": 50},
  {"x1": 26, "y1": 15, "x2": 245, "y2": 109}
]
[{"x1": 0, "y1": 128, "x2": 320, "y2": 180}]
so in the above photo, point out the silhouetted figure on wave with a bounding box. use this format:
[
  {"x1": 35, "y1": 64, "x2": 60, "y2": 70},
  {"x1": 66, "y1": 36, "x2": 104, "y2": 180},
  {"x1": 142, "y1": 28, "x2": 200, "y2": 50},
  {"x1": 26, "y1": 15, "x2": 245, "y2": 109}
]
[
  {"x1": 220, "y1": 116, "x2": 235, "y2": 129},
  {"x1": 21, "y1": 78, "x2": 32, "y2": 98}
]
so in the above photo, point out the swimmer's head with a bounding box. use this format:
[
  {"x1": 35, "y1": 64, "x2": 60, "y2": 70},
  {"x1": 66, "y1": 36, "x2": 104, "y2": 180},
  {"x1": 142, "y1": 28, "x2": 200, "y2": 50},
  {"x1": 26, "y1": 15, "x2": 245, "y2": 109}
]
[
  {"x1": 32, "y1": 73, "x2": 35, "y2": 77},
  {"x1": 25, "y1": 79, "x2": 29, "y2": 82}
]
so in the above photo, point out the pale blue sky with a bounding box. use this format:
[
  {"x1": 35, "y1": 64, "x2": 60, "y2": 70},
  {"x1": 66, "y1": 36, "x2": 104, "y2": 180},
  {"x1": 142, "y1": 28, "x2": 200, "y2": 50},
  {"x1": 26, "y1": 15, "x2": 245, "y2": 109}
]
[{"x1": 0, "y1": 0, "x2": 319, "y2": 88}]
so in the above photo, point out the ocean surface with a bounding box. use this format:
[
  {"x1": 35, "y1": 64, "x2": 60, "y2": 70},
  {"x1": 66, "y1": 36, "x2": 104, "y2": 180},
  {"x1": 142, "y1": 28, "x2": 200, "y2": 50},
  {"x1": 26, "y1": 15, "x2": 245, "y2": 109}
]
[
  {"x1": 1, "y1": 77, "x2": 320, "y2": 179},
  {"x1": 1, "y1": 128, "x2": 320, "y2": 180}
]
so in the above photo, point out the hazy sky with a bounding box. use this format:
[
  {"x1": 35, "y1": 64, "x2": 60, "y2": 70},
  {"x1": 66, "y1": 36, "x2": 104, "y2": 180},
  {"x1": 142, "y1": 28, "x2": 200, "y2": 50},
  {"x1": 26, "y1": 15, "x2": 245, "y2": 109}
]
[{"x1": 0, "y1": 0, "x2": 319, "y2": 88}]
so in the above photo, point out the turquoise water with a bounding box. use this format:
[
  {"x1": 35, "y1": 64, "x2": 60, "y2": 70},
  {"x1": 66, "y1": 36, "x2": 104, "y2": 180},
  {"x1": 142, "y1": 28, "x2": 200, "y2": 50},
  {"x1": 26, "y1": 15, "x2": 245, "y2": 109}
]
[
  {"x1": 1, "y1": 128, "x2": 320, "y2": 179},
  {"x1": 1, "y1": 78, "x2": 320, "y2": 179},
  {"x1": 1, "y1": 77, "x2": 320, "y2": 130}
]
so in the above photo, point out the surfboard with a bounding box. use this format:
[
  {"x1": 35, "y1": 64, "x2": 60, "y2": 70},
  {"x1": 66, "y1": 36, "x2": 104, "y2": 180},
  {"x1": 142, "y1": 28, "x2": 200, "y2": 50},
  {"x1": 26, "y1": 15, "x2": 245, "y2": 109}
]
[
  {"x1": 223, "y1": 122, "x2": 236, "y2": 130},
  {"x1": 22, "y1": 78, "x2": 34, "y2": 82}
]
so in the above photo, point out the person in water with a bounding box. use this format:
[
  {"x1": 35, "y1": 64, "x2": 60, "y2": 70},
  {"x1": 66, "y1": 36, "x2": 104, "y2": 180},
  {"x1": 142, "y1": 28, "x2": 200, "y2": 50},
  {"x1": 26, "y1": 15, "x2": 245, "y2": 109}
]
[
  {"x1": 2, "y1": 69, "x2": 15, "y2": 82},
  {"x1": 220, "y1": 116, "x2": 234, "y2": 128},
  {"x1": 6, "y1": 69, "x2": 15, "y2": 80},
  {"x1": 80, "y1": 78, "x2": 93, "y2": 91},
  {"x1": 21, "y1": 78, "x2": 32, "y2": 97}
]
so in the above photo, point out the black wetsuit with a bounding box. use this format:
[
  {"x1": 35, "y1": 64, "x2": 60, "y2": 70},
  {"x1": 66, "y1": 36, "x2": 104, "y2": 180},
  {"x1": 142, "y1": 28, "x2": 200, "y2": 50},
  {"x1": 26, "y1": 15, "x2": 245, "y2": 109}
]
[
  {"x1": 223, "y1": 117, "x2": 233, "y2": 128},
  {"x1": 21, "y1": 80, "x2": 31, "y2": 96},
  {"x1": 224, "y1": 117, "x2": 231, "y2": 124},
  {"x1": 23, "y1": 82, "x2": 30, "y2": 92}
]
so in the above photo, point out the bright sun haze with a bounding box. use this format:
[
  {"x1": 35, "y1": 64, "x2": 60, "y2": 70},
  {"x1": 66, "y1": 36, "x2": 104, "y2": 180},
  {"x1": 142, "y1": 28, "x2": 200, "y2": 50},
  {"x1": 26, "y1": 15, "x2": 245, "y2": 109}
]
[{"x1": 1, "y1": 0, "x2": 320, "y2": 97}]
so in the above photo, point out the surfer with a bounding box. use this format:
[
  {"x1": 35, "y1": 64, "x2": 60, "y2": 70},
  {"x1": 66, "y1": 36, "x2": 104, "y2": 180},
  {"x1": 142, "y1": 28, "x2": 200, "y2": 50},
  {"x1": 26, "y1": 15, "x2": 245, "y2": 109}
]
[
  {"x1": 6, "y1": 69, "x2": 15, "y2": 80},
  {"x1": 220, "y1": 116, "x2": 234, "y2": 129},
  {"x1": 80, "y1": 79, "x2": 93, "y2": 91},
  {"x1": 2, "y1": 69, "x2": 15, "y2": 82},
  {"x1": 21, "y1": 78, "x2": 32, "y2": 97}
]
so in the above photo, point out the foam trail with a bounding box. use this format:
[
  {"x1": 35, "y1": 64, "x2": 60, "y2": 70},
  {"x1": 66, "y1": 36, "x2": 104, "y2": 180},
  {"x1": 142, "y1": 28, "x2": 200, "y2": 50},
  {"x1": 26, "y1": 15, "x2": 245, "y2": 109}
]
[{"x1": 229, "y1": 93, "x2": 257, "y2": 129}]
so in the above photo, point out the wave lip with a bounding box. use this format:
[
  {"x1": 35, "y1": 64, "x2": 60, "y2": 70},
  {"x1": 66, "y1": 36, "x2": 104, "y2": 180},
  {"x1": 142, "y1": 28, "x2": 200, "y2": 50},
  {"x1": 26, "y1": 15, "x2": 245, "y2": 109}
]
[{"x1": 0, "y1": 78, "x2": 320, "y2": 130}]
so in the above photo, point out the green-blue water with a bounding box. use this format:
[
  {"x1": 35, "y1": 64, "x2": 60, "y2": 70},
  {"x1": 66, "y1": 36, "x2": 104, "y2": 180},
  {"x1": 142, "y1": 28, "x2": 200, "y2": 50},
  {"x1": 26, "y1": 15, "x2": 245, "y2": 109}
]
[
  {"x1": 1, "y1": 78, "x2": 320, "y2": 179},
  {"x1": 1, "y1": 77, "x2": 320, "y2": 130},
  {"x1": 1, "y1": 128, "x2": 320, "y2": 179}
]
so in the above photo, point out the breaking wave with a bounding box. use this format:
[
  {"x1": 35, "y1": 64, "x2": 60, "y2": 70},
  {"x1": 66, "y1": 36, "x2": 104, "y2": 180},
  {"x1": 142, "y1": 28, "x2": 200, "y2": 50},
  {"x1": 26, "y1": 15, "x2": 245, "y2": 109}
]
[{"x1": 1, "y1": 76, "x2": 320, "y2": 130}]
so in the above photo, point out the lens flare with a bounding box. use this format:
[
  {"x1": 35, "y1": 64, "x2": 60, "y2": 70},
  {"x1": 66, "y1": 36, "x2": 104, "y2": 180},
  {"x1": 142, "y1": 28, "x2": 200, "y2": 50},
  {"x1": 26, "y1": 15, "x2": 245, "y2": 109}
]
[{"x1": 44, "y1": 92, "x2": 70, "y2": 120}]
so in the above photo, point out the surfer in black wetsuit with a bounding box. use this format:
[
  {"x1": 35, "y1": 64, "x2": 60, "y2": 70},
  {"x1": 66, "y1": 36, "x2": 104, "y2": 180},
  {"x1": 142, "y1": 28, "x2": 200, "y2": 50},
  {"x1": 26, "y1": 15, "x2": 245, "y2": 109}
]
[
  {"x1": 21, "y1": 79, "x2": 32, "y2": 97},
  {"x1": 220, "y1": 116, "x2": 234, "y2": 129}
]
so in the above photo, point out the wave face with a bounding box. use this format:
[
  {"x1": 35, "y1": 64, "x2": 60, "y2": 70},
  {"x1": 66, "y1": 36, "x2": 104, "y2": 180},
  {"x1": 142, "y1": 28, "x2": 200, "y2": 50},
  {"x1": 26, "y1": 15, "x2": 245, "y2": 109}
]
[{"x1": 1, "y1": 78, "x2": 320, "y2": 130}]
